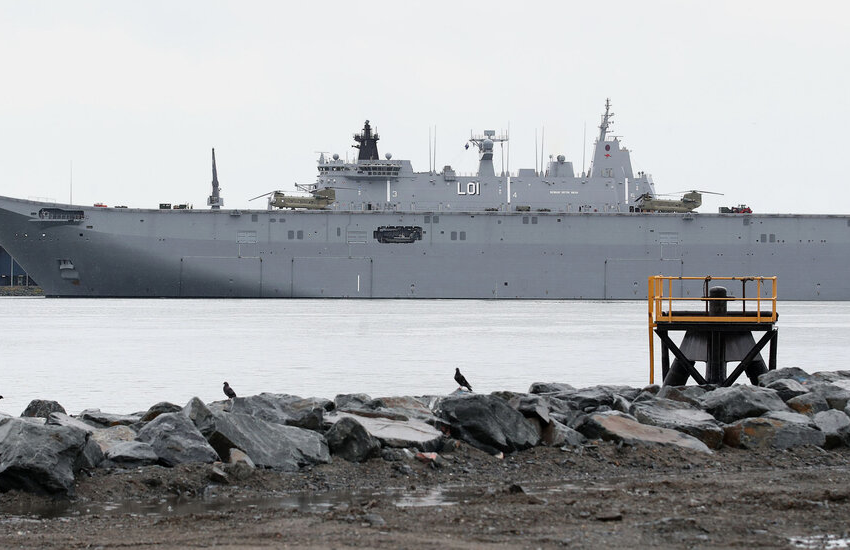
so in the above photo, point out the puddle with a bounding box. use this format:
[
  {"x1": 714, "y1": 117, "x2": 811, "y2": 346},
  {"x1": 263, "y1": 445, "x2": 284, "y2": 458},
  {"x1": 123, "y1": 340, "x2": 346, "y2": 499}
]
[
  {"x1": 789, "y1": 535, "x2": 850, "y2": 549},
  {"x1": 0, "y1": 482, "x2": 584, "y2": 520}
]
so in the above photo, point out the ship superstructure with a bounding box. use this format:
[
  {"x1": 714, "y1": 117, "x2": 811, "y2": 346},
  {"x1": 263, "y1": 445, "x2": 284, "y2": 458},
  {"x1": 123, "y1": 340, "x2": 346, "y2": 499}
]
[{"x1": 0, "y1": 100, "x2": 847, "y2": 299}]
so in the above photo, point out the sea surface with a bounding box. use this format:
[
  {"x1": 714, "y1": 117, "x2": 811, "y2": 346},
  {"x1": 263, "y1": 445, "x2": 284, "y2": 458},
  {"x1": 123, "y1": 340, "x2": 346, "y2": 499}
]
[{"x1": 1, "y1": 298, "x2": 849, "y2": 416}]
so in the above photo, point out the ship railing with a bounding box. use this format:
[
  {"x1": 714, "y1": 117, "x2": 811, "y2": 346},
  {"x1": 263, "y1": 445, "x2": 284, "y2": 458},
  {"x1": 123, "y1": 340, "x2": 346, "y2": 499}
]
[{"x1": 647, "y1": 275, "x2": 777, "y2": 384}]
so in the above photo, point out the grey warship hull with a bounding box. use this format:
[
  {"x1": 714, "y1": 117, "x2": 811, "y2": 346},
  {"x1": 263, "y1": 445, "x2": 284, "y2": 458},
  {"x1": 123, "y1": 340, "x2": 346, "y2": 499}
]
[
  {"x1": 0, "y1": 101, "x2": 847, "y2": 300},
  {"x1": 0, "y1": 196, "x2": 845, "y2": 299}
]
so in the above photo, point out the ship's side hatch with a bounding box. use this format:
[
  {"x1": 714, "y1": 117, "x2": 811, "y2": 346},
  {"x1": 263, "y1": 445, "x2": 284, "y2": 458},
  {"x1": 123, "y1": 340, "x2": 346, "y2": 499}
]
[
  {"x1": 373, "y1": 226, "x2": 423, "y2": 244},
  {"x1": 292, "y1": 257, "x2": 372, "y2": 297},
  {"x1": 179, "y1": 257, "x2": 262, "y2": 297}
]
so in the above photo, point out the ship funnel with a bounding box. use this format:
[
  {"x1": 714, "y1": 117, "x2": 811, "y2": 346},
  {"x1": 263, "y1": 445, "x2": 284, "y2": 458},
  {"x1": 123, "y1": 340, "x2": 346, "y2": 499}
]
[{"x1": 208, "y1": 148, "x2": 224, "y2": 209}]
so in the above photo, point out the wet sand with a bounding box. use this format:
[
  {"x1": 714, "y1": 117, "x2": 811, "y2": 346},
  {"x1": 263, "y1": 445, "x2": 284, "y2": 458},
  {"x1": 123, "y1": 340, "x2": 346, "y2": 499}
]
[{"x1": 2, "y1": 443, "x2": 849, "y2": 548}]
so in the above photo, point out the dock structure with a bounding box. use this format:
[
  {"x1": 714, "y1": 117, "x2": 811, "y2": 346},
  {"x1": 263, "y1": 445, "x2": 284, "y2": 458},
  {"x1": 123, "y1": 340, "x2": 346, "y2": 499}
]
[{"x1": 647, "y1": 276, "x2": 778, "y2": 387}]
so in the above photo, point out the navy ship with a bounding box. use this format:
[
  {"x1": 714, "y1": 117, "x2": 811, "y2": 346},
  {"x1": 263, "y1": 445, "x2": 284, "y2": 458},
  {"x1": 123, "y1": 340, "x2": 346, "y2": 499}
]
[{"x1": 0, "y1": 100, "x2": 847, "y2": 299}]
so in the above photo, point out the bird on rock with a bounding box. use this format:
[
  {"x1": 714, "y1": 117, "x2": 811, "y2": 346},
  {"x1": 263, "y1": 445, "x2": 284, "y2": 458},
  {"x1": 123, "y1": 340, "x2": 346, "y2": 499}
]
[
  {"x1": 454, "y1": 368, "x2": 472, "y2": 392},
  {"x1": 223, "y1": 381, "x2": 236, "y2": 399}
]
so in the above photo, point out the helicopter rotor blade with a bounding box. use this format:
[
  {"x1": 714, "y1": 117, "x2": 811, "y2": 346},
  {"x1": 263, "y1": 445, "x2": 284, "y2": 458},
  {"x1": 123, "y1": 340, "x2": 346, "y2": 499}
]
[{"x1": 249, "y1": 191, "x2": 276, "y2": 201}]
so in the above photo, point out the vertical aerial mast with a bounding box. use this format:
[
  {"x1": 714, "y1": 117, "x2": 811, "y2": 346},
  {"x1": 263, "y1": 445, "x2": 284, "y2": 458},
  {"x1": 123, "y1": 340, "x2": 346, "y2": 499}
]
[{"x1": 208, "y1": 148, "x2": 223, "y2": 209}]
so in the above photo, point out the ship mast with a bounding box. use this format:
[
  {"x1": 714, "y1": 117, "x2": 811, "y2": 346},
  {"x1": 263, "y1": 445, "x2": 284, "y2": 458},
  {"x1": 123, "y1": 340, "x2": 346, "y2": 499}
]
[
  {"x1": 597, "y1": 98, "x2": 613, "y2": 143},
  {"x1": 207, "y1": 148, "x2": 223, "y2": 209},
  {"x1": 352, "y1": 120, "x2": 380, "y2": 161}
]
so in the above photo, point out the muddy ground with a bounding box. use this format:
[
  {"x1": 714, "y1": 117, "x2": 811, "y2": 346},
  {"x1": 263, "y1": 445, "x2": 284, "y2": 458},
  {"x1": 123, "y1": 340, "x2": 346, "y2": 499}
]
[{"x1": 1, "y1": 442, "x2": 848, "y2": 549}]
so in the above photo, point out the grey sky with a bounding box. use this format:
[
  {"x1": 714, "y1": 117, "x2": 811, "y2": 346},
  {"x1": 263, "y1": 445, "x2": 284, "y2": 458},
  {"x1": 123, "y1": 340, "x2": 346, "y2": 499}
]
[{"x1": 0, "y1": 1, "x2": 847, "y2": 213}]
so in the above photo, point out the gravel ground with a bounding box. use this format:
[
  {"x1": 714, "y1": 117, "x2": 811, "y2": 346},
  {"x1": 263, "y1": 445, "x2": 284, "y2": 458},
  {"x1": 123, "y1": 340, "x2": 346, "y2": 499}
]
[{"x1": 2, "y1": 442, "x2": 849, "y2": 549}]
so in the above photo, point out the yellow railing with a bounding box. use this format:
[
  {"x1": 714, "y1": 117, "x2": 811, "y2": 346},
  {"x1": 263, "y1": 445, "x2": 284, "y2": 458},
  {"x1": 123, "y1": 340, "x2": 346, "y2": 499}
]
[{"x1": 647, "y1": 276, "x2": 777, "y2": 384}]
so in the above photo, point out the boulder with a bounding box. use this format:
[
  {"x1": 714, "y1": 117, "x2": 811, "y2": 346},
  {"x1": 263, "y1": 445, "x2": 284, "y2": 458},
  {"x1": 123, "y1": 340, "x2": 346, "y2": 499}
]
[
  {"x1": 629, "y1": 398, "x2": 724, "y2": 449},
  {"x1": 807, "y1": 384, "x2": 850, "y2": 410},
  {"x1": 228, "y1": 393, "x2": 326, "y2": 431},
  {"x1": 103, "y1": 441, "x2": 159, "y2": 467},
  {"x1": 21, "y1": 399, "x2": 66, "y2": 419},
  {"x1": 182, "y1": 397, "x2": 217, "y2": 436},
  {"x1": 364, "y1": 396, "x2": 438, "y2": 423},
  {"x1": 699, "y1": 386, "x2": 789, "y2": 424},
  {"x1": 140, "y1": 402, "x2": 183, "y2": 423},
  {"x1": 47, "y1": 412, "x2": 96, "y2": 433},
  {"x1": 228, "y1": 448, "x2": 256, "y2": 468},
  {"x1": 334, "y1": 393, "x2": 372, "y2": 410},
  {"x1": 546, "y1": 420, "x2": 587, "y2": 447},
  {"x1": 656, "y1": 386, "x2": 704, "y2": 407},
  {"x1": 551, "y1": 385, "x2": 640, "y2": 413},
  {"x1": 528, "y1": 382, "x2": 576, "y2": 394},
  {"x1": 765, "y1": 379, "x2": 809, "y2": 402},
  {"x1": 78, "y1": 409, "x2": 143, "y2": 428},
  {"x1": 761, "y1": 410, "x2": 817, "y2": 426},
  {"x1": 329, "y1": 411, "x2": 443, "y2": 451},
  {"x1": 198, "y1": 411, "x2": 329, "y2": 471},
  {"x1": 76, "y1": 437, "x2": 104, "y2": 470},
  {"x1": 578, "y1": 411, "x2": 711, "y2": 454},
  {"x1": 438, "y1": 394, "x2": 539, "y2": 454},
  {"x1": 509, "y1": 395, "x2": 551, "y2": 425},
  {"x1": 812, "y1": 410, "x2": 850, "y2": 449},
  {"x1": 90, "y1": 425, "x2": 137, "y2": 453},
  {"x1": 786, "y1": 393, "x2": 830, "y2": 416},
  {"x1": 810, "y1": 371, "x2": 850, "y2": 383},
  {"x1": 723, "y1": 417, "x2": 825, "y2": 449},
  {"x1": 136, "y1": 413, "x2": 219, "y2": 466},
  {"x1": 325, "y1": 416, "x2": 382, "y2": 462},
  {"x1": 757, "y1": 367, "x2": 812, "y2": 387},
  {"x1": 0, "y1": 417, "x2": 90, "y2": 495}
]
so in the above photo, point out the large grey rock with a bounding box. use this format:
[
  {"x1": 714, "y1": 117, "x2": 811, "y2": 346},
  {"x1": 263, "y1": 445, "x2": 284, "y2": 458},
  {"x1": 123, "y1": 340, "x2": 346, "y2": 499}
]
[
  {"x1": 552, "y1": 385, "x2": 640, "y2": 413},
  {"x1": 762, "y1": 410, "x2": 817, "y2": 426},
  {"x1": 807, "y1": 384, "x2": 850, "y2": 410},
  {"x1": 656, "y1": 386, "x2": 705, "y2": 407},
  {"x1": 528, "y1": 382, "x2": 576, "y2": 394},
  {"x1": 0, "y1": 417, "x2": 91, "y2": 495},
  {"x1": 509, "y1": 395, "x2": 551, "y2": 425},
  {"x1": 140, "y1": 402, "x2": 183, "y2": 423},
  {"x1": 325, "y1": 417, "x2": 381, "y2": 462},
  {"x1": 363, "y1": 396, "x2": 438, "y2": 423},
  {"x1": 182, "y1": 397, "x2": 217, "y2": 436},
  {"x1": 630, "y1": 398, "x2": 724, "y2": 449},
  {"x1": 334, "y1": 393, "x2": 372, "y2": 410},
  {"x1": 90, "y1": 425, "x2": 137, "y2": 453},
  {"x1": 228, "y1": 393, "x2": 326, "y2": 431},
  {"x1": 199, "y1": 411, "x2": 330, "y2": 471},
  {"x1": 810, "y1": 371, "x2": 850, "y2": 383},
  {"x1": 136, "y1": 413, "x2": 219, "y2": 466},
  {"x1": 765, "y1": 379, "x2": 809, "y2": 402},
  {"x1": 47, "y1": 412, "x2": 96, "y2": 433},
  {"x1": 758, "y1": 367, "x2": 812, "y2": 387},
  {"x1": 329, "y1": 411, "x2": 443, "y2": 451},
  {"x1": 438, "y1": 394, "x2": 539, "y2": 454},
  {"x1": 21, "y1": 399, "x2": 66, "y2": 419},
  {"x1": 78, "y1": 409, "x2": 143, "y2": 428},
  {"x1": 104, "y1": 441, "x2": 159, "y2": 467},
  {"x1": 699, "y1": 386, "x2": 789, "y2": 424},
  {"x1": 812, "y1": 410, "x2": 850, "y2": 448},
  {"x1": 546, "y1": 420, "x2": 587, "y2": 447},
  {"x1": 786, "y1": 393, "x2": 831, "y2": 416},
  {"x1": 578, "y1": 411, "x2": 711, "y2": 454},
  {"x1": 724, "y1": 417, "x2": 825, "y2": 449}
]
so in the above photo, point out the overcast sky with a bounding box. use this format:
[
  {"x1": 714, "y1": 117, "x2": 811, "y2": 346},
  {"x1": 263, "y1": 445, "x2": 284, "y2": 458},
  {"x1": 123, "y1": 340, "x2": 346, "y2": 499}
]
[{"x1": 0, "y1": 1, "x2": 847, "y2": 214}]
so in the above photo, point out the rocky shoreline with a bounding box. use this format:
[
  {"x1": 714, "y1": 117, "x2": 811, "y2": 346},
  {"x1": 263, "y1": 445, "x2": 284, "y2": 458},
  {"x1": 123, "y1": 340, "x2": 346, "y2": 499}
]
[{"x1": 2, "y1": 367, "x2": 850, "y2": 548}]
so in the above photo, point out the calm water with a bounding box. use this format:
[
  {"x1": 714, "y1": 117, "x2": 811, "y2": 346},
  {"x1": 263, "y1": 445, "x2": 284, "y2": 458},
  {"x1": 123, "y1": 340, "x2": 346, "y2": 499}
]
[{"x1": 1, "y1": 298, "x2": 849, "y2": 416}]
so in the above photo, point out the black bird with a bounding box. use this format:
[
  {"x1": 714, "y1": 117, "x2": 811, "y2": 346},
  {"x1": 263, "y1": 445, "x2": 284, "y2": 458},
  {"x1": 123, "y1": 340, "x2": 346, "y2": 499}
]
[
  {"x1": 454, "y1": 368, "x2": 472, "y2": 392},
  {"x1": 223, "y1": 381, "x2": 236, "y2": 399}
]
